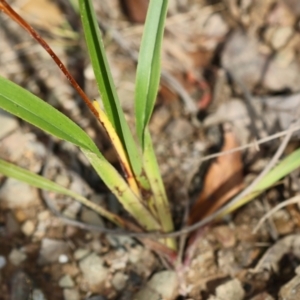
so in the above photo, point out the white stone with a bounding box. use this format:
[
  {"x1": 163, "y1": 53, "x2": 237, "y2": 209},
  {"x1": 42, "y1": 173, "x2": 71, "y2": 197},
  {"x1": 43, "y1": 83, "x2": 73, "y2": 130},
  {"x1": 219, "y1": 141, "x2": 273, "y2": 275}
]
[
  {"x1": 271, "y1": 26, "x2": 293, "y2": 49},
  {"x1": 21, "y1": 220, "x2": 35, "y2": 236},
  {"x1": 59, "y1": 254, "x2": 69, "y2": 264},
  {"x1": 38, "y1": 211, "x2": 51, "y2": 221},
  {"x1": 204, "y1": 13, "x2": 229, "y2": 38}
]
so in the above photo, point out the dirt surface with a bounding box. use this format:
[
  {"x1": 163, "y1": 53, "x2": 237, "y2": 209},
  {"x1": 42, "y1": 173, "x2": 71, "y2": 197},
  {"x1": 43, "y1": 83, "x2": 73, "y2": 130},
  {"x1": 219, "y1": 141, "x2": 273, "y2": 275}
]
[{"x1": 1, "y1": 0, "x2": 300, "y2": 299}]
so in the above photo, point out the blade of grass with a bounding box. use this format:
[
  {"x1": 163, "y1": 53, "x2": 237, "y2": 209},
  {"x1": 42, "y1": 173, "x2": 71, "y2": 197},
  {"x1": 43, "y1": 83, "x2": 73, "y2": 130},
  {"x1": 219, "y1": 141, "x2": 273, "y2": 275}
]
[
  {"x1": 216, "y1": 147, "x2": 300, "y2": 219},
  {"x1": 0, "y1": 77, "x2": 161, "y2": 231},
  {"x1": 0, "y1": 0, "x2": 150, "y2": 191},
  {"x1": 0, "y1": 158, "x2": 125, "y2": 227},
  {"x1": 143, "y1": 129, "x2": 175, "y2": 249},
  {"x1": 0, "y1": 76, "x2": 99, "y2": 153},
  {"x1": 79, "y1": 0, "x2": 148, "y2": 188},
  {"x1": 133, "y1": 0, "x2": 175, "y2": 245},
  {"x1": 135, "y1": 0, "x2": 168, "y2": 145},
  {"x1": 0, "y1": 0, "x2": 100, "y2": 120},
  {"x1": 82, "y1": 149, "x2": 161, "y2": 231},
  {"x1": 92, "y1": 101, "x2": 140, "y2": 197}
]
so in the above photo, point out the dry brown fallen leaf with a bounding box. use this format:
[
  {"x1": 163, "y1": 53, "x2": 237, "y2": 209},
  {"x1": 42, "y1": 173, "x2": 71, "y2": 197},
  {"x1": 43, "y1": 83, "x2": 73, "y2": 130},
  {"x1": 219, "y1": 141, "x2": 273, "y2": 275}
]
[
  {"x1": 120, "y1": 0, "x2": 148, "y2": 23},
  {"x1": 19, "y1": 0, "x2": 65, "y2": 29},
  {"x1": 188, "y1": 124, "x2": 244, "y2": 225}
]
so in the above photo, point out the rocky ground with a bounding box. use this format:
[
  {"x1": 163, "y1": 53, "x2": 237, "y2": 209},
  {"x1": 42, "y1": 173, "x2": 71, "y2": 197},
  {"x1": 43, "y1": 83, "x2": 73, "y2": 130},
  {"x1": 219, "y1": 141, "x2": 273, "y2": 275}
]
[{"x1": 1, "y1": 0, "x2": 300, "y2": 299}]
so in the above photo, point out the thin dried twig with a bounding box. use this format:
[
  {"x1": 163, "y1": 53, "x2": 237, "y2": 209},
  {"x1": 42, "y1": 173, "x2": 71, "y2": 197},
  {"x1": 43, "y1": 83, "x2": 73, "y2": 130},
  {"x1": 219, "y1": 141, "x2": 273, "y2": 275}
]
[
  {"x1": 156, "y1": 121, "x2": 298, "y2": 238},
  {"x1": 253, "y1": 195, "x2": 300, "y2": 234},
  {"x1": 200, "y1": 123, "x2": 300, "y2": 162}
]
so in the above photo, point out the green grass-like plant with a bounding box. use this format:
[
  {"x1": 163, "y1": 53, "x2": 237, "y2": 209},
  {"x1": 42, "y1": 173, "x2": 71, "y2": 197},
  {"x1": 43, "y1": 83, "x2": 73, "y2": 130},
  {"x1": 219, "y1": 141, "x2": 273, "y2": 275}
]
[
  {"x1": 0, "y1": 0, "x2": 176, "y2": 254},
  {"x1": 1, "y1": 0, "x2": 300, "y2": 265}
]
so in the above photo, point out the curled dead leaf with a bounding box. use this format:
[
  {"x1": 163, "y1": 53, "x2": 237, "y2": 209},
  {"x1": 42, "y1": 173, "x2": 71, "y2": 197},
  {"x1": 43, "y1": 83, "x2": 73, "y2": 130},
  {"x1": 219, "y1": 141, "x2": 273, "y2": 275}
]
[
  {"x1": 189, "y1": 124, "x2": 244, "y2": 224},
  {"x1": 120, "y1": 0, "x2": 148, "y2": 23}
]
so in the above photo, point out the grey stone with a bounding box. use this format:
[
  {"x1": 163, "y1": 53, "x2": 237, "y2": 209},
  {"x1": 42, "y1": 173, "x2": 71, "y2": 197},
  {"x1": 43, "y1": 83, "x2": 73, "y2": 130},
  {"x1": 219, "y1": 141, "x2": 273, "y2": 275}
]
[
  {"x1": 0, "y1": 178, "x2": 40, "y2": 209},
  {"x1": 0, "y1": 256, "x2": 6, "y2": 269},
  {"x1": 112, "y1": 272, "x2": 128, "y2": 291},
  {"x1": 222, "y1": 31, "x2": 266, "y2": 90},
  {"x1": 63, "y1": 201, "x2": 81, "y2": 220},
  {"x1": 79, "y1": 253, "x2": 109, "y2": 293},
  {"x1": 63, "y1": 288, "x2": 80, "y2": 300},
  {"x1": 107, "y1": 235, "x2": 135, "y2": 248},
  {"x1": 38, "y1": 238, "x2": 69, "y2": 265},
  {"x1": 32, "y1": 289, "x2": 47, "y2": 300},
  {"x1": 133, "y1": 271, "x2": 178, "y2": 300},
  {"x1": 80, "y1": 208, "x2": 104, "y2": 227},
  {"x1": 208, "y1": 279, "x2": 245, "y2": 300},
  {"x1": 9, "y1": 248, "x2": 27, "y2": 266},
  {"x1": 73, "y1": 248, "x2": 90, "y2": 261},
  {"x1": 59, "y1": 275, "x2": 74, "y2": 288},
  {"x1": 87, "y1": 296, "x2": 107, "y2": 300},
  {"x1": 165, "y1": 119, "x2": 193, "y2": 142}
]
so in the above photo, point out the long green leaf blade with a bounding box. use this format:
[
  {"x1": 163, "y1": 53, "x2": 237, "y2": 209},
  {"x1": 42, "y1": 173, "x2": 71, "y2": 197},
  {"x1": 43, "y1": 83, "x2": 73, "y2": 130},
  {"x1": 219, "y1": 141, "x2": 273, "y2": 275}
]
[
  {"x1": 0, "y1": 76, "x2": 99, "y2": 154},
  {"x1": 78, "y1": 0, "x2": 143, "y2": 178},
  {"x1": 143, "y1": 129, "x2": 175, "y2": 249},
  {"x1": 217, "y1": 148, "x2": 300, "y2": 218},
  {"x1": 0, "y1": 158, "x2": 124, "y2": 226},
  {"x1": 82, "y1": 148, "x2": 161, "y2": 231},
  {"x1": 135, "y1": 0, "x2": 168, "y2": 145}
]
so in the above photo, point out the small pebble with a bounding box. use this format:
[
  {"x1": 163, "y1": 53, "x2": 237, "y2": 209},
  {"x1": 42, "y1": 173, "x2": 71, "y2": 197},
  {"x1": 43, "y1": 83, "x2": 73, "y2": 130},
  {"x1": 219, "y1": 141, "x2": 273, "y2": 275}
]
[
  {"x1": 0, "y1": 256, "x2": 6, "y2": 269},
  {"x1": 59, "y1": 254, "x2": 69, "y2": 264},
  {"x1": 74, "y1": 248, "x2": 90, "y2": 261},
  {"x1": 21, "y1": 220, "x2": 35, "y2": 236},
  {"x1": 0, "y1": 110, "x2": 18, "y2": 140},
  {"x1": 63, "y1": 288, "x2": 80, "y2": 300},
  {"x1": 38, "y1": 238, "x2": 69, "y2": 265},
  {"x1": 9, "y1": 249, "x2": 27, "y2": 266},
  {"x1": 38, "y1": 211, "x2": 51, "y2": 221},
  {"x1": 32, "y1": 289, "x2": 46, "y2": 300},
  {"x1": 112, "y1": 272, "x2": 128, "y2": 291},
  {"x1": 79, "y1": 253, "x2": 108, "y2": 292},
  {"x1": 87, "y1": 296, "x2": 107, "y2": 300},
  {"x1": 59, "y1": 275, "x2": 74, "y2": 288}
]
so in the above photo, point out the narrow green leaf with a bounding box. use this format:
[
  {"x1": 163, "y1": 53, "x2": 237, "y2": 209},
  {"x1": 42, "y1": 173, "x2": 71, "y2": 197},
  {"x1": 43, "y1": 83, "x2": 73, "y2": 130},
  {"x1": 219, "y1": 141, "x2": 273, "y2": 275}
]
[
  {"x1": 0, "y1": 158, "x2": 124, "y2": 226},
  {"x1": 143, "y1": 129, "x2": 176, "y2": 249},
  {"x1": 0, "y1": 76, "x2": 160, "y2": 231},
  {"x1": 82, "y1": 148, "x2": 161, "y2": 231},
  {"x1": 0, "y1": 76, "x2": 99, "y2": 154},
  {"x1": 135, "y1": 0, "x2": 168, "y2": 145},
  {"x1": 78, "y1": 0, "x2": 144, "y2": 179},
  {"x1": 217, "y1": 148, "x2": 300, "y2": 218}
]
